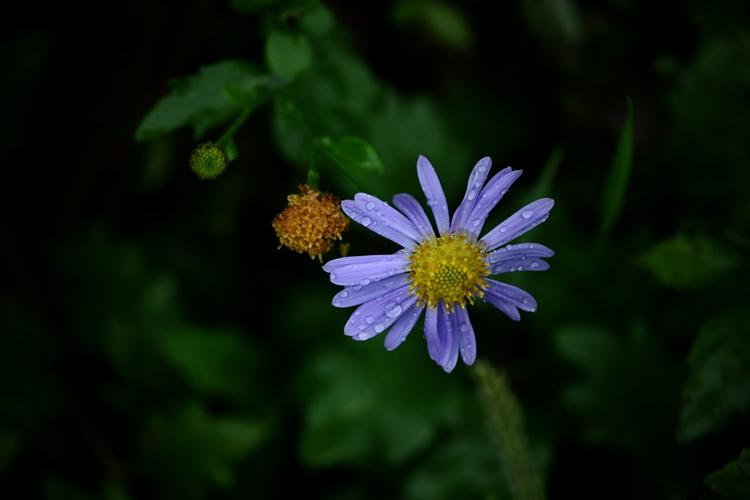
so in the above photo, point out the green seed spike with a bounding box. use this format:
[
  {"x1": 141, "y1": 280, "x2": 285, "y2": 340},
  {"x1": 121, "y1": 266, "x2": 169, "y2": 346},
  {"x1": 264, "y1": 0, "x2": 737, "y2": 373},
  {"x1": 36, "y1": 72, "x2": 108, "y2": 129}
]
[{"x1": 190, "y1": 142, "x2": 228, "y2": 180}]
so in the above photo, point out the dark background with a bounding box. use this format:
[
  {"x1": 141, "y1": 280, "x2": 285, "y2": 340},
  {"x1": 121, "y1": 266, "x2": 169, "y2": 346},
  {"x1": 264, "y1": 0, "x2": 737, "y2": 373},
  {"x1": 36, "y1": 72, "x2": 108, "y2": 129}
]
[{"x1": 1, "y1": 1, "x2": 749, "y2": 499}]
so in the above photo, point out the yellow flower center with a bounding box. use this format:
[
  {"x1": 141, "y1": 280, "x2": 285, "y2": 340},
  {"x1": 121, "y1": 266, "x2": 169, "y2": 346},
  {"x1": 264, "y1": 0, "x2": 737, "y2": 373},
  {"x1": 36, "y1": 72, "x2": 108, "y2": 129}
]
[{"x1": 408, "y1": 233, "x2": 489, "y2": 310}]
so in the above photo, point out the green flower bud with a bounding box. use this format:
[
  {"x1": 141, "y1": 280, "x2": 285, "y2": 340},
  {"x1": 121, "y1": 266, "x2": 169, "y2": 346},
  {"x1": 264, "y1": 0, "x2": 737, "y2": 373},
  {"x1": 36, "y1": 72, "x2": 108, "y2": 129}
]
[{"x1": 190, "y1": 142, "x2": 227, "y2": 180}]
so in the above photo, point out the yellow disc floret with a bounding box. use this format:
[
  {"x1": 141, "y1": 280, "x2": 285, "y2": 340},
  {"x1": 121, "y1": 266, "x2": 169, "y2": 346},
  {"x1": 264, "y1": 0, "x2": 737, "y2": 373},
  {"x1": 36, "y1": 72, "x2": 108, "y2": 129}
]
[{"x1": 408, "y1": 233, "x2": 489, "y2": 310}]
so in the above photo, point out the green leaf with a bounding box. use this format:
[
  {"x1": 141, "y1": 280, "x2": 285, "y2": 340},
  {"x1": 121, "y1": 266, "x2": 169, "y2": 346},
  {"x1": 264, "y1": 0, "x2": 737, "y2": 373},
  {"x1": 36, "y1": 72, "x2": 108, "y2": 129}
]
[
  {"x1": 265, "y1": 30, "x2": 312, "y2": 80},
  {"x1": 679, "y1": 308, "x2": 750, "y2": 441},
  {"x1": 299, "y1": 341, "x2": 462, "y2": 466},
  {"x1": 224, "y1": 140, "x2": 239, "y2": 162},
  {"x1": 136, "y1": 61, "x2": 266, "y2": 141},
  {"x1": 317, "y1": 135, "x2": 384, "y2": 175},
  {"x1": 705, "y1": 449, "x2": 750, "y2": 499},
  {"x1": 640, "y1": 234, "x2": 737, "y2": 290},
  {"x1": 145, "y1": 405, "x2": 271, "y2": 495},
  {"x1": 393, "y1": 1, "x2": 474, "y2": 50},
  {"x1": 160, "y1": 327, "x2": 260, "y2": 402},
  {"x1": 597, "y1": 98, "x2": 634, "y2": 246}
]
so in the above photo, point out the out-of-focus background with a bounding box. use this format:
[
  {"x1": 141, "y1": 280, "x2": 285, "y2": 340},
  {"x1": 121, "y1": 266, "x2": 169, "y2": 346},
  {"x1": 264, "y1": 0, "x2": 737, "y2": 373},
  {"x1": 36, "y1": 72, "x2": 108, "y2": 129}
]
[{"x1": 1, "y1": 1, "x2": 749, "y2": 498}]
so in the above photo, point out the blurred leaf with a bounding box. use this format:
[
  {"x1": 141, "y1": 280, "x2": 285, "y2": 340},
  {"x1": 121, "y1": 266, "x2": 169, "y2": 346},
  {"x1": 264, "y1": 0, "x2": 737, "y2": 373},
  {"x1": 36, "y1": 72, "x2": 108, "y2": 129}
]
[
  {"x1": 266, "y1": 30, "x2": 312, "y2": 80},
  {"x1": 640, "y1": 234, "x2": 737, "y2": 290},
  {"x1": 393, "y1": 1, "x2": 473, "y2": 50},
  {"x1": 317, "y1": 135, "x2": 384, "y2": 175},
  {"x1": 526, "y1": 145, "x2": 564, "y2": 204},
  {"x1": 224, "y1": 139, "x2": 239, "y2": 161},
  {"x1": 136, "y1": 61, "x2": 266, "y2": 141},
  {"x1": 705, "y1": 449, "x2": 750, "y2": 499},
  {"x1": 521, "y1": 0, "x2": 583, "y2": 48},
  {"x1": 556, "y1": 325, "x2": 680, "y2": 454},
  {"x1": 406, "y1": 434, "x2": 509, "y2": 500},
  {"x1": 160, "y1": 327, "x2": 261, "y2": 402},
  {"x1": 145, "y1": 405, "x2": 271, "y2": 496},
  {"x1": 300, "y1": 341, "x2": 462, "y2": 467},
  {"x1": 679, "y1": 308, "x2": 750, "y2": 441},
  {"x1": 474, "y1": 361, "x2": 545, "y2": 500},
  {"x1": 597, "y1": 98, "x2": 634, "y2": 246},
  {"x1": 302, "y1": 4, "x2": 334, "y2": 35}
]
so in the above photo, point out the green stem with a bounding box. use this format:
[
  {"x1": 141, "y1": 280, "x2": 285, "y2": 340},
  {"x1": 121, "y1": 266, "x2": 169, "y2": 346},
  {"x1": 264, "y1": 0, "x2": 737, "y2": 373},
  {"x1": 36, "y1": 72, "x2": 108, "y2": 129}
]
[{"x1": 216, "y1": 108, "x2": 252, "y2": 149}]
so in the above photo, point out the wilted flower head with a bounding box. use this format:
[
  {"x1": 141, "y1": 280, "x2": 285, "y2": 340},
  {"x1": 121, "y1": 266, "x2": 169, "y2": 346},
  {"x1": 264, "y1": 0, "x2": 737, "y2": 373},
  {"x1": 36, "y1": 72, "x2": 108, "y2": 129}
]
[
  {"x1": 322, "y1": 156, "x2": 554, "y2": 372},
  {"x1": 273, "y1": 185, "x2": 349, "y2": 260}
]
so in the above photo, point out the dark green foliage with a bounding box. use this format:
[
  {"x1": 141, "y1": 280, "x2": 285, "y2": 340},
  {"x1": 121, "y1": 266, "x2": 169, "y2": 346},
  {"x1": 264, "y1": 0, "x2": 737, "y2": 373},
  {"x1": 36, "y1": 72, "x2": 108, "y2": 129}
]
[
  {"x1": 679, "y1": 309, "x2": 750, "y2": 442},
  {"x1": 2, "y1": 0, "x2": 749, "y2": 499},
  {"x1": 705, "y1": 449, "x2": 750, "y2": 499}
]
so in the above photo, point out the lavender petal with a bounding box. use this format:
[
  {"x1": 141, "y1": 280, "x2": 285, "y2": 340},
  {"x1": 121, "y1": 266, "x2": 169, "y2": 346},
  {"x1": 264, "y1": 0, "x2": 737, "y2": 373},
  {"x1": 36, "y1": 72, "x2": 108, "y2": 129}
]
[
  {"x1": 465, "y1": 168, "x2": 522, "y2": 237},
  {"x1": 480, "y1": 198, "x2": 555, "y2": 251},
  {"x1": 486, "y1": 242, "x2": 555, "y2": 265},
  {"x1": 490, "y1": 257, "x2": 550, "y2": 275},
  {"x1": 384, "y1": 303, "x2": 424, "y2": 351},
  {"x1": 342, "y1": 200, "x2": 417, "y2": 250},
  {"x1": 485, "y1": 279, "x2": 537, "y2": 312},
  {"x1": 332, "y1": 274, "x2": 410, "y2": 308},
  {"x1": 344, "y1": 285, "x2": 416, "y2": 339},
  {"x1": 327, "y1": 253, "x2": 409, "y2": 286},
  {"x1": 424, "y1": 306, "x2": 440, "y2": 361},
  {"x1": 483, "y1": 292, "x2": 521, "y2": 321},
  {"x1": 452, "y1": 306, "x2": 476, "y2": 365},
  {"x1": 450, "y1": 157, "x2": 492, "y2": 232},
  {"x1": 416, "y1": 155, "x2": 450, "y2": 235},
  {"x1": 393, "y1": 193, "x2": 435, "y2": 240},
  {"x1": 354, "y1": 193, "x2": 422, "y2": 242}
]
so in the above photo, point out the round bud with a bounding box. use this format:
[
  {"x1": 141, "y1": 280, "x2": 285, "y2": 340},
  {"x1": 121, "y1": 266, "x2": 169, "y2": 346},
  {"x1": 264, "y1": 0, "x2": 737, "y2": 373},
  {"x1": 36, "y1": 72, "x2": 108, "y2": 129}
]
[{"x1": 190, "y1": 143, "x2": 227, "y2": 180}]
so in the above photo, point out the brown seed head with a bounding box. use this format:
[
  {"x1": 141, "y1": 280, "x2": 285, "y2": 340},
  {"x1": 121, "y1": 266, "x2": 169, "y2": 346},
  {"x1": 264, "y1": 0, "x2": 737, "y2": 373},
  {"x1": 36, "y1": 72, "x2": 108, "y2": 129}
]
[{"x1": 272, "y1": 185, "x2": 349, "y2": 260}]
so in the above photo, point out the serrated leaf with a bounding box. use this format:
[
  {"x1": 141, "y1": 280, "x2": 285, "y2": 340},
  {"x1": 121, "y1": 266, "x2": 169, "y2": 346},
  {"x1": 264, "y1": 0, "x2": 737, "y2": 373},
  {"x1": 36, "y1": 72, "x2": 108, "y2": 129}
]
[
  {"x1": 640, "y1": 234, "x2": 737, "y2": 290},
  {"x1": 679, "y1": 308, "x2": 750, "y2": 441},
  {"x1": 266, "y1": 30, "x2": 312, "y2": 80},
  {"x1": 597, "y1": 98, "x2": 634, "y2": 246},
  {"x1": 136, "y1": 61, "x2": 266, "y2": 141},
  {"x1": 317, "y1": 136, "x2": 384, "y2": 174},
  {"x1": 705, "y1": 449, "x2": 750, "y2": 499}
]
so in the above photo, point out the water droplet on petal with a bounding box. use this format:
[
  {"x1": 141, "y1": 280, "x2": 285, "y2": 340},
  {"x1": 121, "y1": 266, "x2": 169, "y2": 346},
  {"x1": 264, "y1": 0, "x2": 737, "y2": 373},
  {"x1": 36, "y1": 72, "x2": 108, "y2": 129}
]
[
  {"x1": 358, "y1": 324, "x2": 366, "y2": 331},
  {"x1": 530, "y1": 262, "x2": 539, "y2": 269},
  {"x1": 353, "y1": 285, "x2": 363, "y2": 291},
  {"x1": 333, "y1": 300, "x2": 341, "y2": 307},
  {"x1": 366, "y1": 316, "x2": 375, "y2": 324},
  {"x1": 374, "y1": 323, "x2": 385, "y2": 333},
  {"x1": 330, "y1": 272, "x2": 337, "y2": 279},
  {"x1": 361, "y1": 216, "x2": 372, "y2": 227},
  {"x1": 460, "y1": 323, "x2": 469, "y2": 332},
  {"x1": 361, "y1": 279, "x2": 370, "y2": 286},
  {"x1": 366, "y1": 201, "x2": 375, "y2": 210},
  {"x1": 385, "y1": 303, "x2": 402, "y2": 318},
  {"x1": 522, "y1": 209, "x2": 533, "y2": 219},
  {"x1": 499, "y1": 226, "x2": 507, "y2": 233},
  {"x1": 467, "y1": 190, "x2": 477, "y2": 201},
  {"x1": 471, "y1": 219, "x2": 480, "y2": 226},
  {"x1": 340, "y1": 291, "x2": 349, "y2": 298},
  {"x1": 376, "y1": 210, "x2": 383, "y2": 216}
]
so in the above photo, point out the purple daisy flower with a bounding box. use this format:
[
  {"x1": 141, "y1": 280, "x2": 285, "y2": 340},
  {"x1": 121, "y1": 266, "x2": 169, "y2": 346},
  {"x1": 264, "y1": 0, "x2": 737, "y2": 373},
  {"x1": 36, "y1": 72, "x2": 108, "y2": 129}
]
[{"x1": 322, "y1": 156, "x2": 554, "y2": 372}]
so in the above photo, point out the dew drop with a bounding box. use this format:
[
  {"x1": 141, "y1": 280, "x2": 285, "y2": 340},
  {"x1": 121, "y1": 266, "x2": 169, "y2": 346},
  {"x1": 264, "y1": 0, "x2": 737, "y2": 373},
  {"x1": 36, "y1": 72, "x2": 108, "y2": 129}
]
[
  {"x1": 499, "y1": 226, "x2": 507, "y2": 233},
  {"x1": 530, "y1": 262, "x2": 539, "y2": 269},
  {"x1": 358, "y1": 324, "x2": 366, "y2": 331},
  {"x1": 353, "y1": 285, "x2": 363, "y2": 291},
  {"x1": 340, "y1": 291, "x2": 349, "y2": 298},
  {"x1": 361, "y1": 216, "x2": 372, "y2": 227},
  {"x1": 330, "y1": 272, "x2": 337, "y2": 280},
  {"x1": 385, "y1": 303, "x2": 402, "y2": 318},
  {"x1": 361, "y1": 279, "x2": 371, "y2": 286},
  {"x1": 468, "y1": 190, "x2": 477, "y2": 201},
  {"x1": 366, "y1": 316, "x2": 375, "y2": 324},
  {"x1": 471, "y1": 219, "x2": 481, "y2": 226},
  {"x1": 333, "y1": 301, "x2": 341, "y2": 307},
  {"x1": 366, "y1": 201, "x2": 375, "y2": 210},
  {"x1": 376, "y1": 210, "x2": 384, "y2": 216},
  {"x1": 459, "y1": 323, "x2": 469, "y2": 332},
  {"x1": 374, "y1": 323, "x2": 385, "y2": 333},
  {"x1": 521, "y1": 209, "x2": 533, "y2": 219}
]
